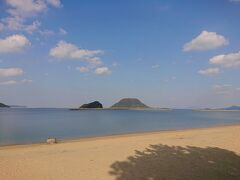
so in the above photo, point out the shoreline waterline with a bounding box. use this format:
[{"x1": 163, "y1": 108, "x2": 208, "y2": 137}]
[
  {"x1": 1, "y1": 123, "x2": 240, "y2": 149},
  {"x1": 1, "y1": 124, "x2": 240, "y2": 180},
  {"x1": 1, "y1": 108, "x2": 240, "y2": 146}
]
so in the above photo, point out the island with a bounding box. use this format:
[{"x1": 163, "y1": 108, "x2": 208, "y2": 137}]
[
  {"x1": 80, "y1": 101, "x2": 103, "y2": 109},
  {"x1": 0, "y1": 103, "x2": 10, "y2": 108},
  {"x1": 70, "y1": 98, "x2": 172, "y2": 111},
  {"x1": 111, "y1": 98, "x2": 149, "y2": 109},
  {"x1": 70, "y1": 101, "x2": 103, "y2": 110}
]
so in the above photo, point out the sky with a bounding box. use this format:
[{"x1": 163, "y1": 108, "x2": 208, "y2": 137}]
[{"x1": 0, "y1": 0, "x2": 240, "y2": 108}]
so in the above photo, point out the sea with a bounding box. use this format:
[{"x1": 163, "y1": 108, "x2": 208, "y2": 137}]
[{"x1": 0, "y1": 108, "x2": 240, "y2": 146}]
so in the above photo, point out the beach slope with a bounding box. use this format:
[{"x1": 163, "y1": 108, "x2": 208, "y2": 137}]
[{"x1": 0, "y1": 125, "x2": 240, "y2": 180}]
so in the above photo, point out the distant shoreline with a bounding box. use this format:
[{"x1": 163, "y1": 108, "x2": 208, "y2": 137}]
[
  {"x1": 69, "y1": 108, "x2": 172, "y2": 111},
  {"x1": 193, "y1": 109, "x2": 240, "y2": 112},
  {"x1": 1, "y1": 123, "x2": 240, "y2": 148}
]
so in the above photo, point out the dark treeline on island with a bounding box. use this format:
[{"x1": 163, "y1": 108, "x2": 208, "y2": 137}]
[
  {"x1": 80, "y1": 101, "x2": 103, "y2": 109},
  {"x1": 0, "y1": 103, "x2": 10, "y2": 108}
]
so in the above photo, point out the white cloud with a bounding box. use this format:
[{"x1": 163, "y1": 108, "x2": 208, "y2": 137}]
[
  {"x1": 59, "y1": 28, "x2": 67, "y2": 35},
  {"x1": 0, "y1": 68, "x2": 24, "y2": 77},
  {"x1": 0, "y1": 79, "x2": 32, "y2": 86},
  {"x1": 49, "y1": 41, "x2": 103, "y2": 65},
  {"x1": 87, "y1": 57, "x2": 102, "y2": 65},
  {"x1": 1, "y1": 17, "x2": 41, "y2": 33},
  {"x1": 1, "y1": 0, "x2": 61, "y2": 33},
  {"x1": 77, "y1": 65, "x2": 112, "y2": 75},
  {"x1": 6, "y1": 0, "x2": 47, "y2": 18},
  {"x1": 94, "y1": 67, "x2": 111, "y2": 75},
  {"x1": 5, "y1": 0, "x2": 62, "y2": 17},
  {"x1": 198, "y1": 67, "x2": 220, "y2": 76},
  {"x1": 209, "y1": 51, "x2": 240, "y2": 68},
  {"x1": 183, "y1": 31, "x2": 228, "y2": 51},
  {"x1": 0, "y1": 34, "x2": 30, "y2": 53},
  {"x1": 46, "y1": 0, "x2": 62, "y2": 8},
  {"x1": 0, "y1": 80, "x2": 18, "y2": 85},
  {"x1": 76, "y1": 66, "x2": 90, "y2": 73}
]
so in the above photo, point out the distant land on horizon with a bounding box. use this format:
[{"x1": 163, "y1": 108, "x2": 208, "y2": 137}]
[
  {"x1": 70, "y1": 98, "x2": 150, "y2": 110},
  {"x1": 196, "y1": 105, "x2": 240, "y2": 111},
  {"x1": 0, "y1": 103, "x2": 10, "y2": 108},
  {"x1": 2, "y1": 100, "x2": 239, "y2": 111},
  {"x1": 9, "y1": 105, "x2": 27, "y2": 108},
  {"x1": 221, "y1": 106, "x2": 240, "y2": 110}
]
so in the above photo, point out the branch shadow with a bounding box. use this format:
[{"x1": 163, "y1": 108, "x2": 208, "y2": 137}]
[{"x1": 109, "y1": 144, "x2": 240, "y2": 180}]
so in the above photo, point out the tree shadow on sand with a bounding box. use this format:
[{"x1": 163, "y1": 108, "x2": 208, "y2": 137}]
[{"x1": 109, "y1": 144, "x2": 240, "y2": 180}]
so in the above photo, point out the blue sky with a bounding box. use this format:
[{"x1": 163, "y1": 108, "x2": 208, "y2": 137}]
[{"x1": 0, "y1": 0, "x2": 240, "y2": 108}]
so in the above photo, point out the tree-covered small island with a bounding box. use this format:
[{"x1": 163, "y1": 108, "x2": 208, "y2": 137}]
[{"x1": 79, "y1": 101, "x2": 103, "y2": 109}]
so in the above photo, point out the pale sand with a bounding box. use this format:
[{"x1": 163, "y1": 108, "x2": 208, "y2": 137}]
[{"x1": 0, "y1": 125, "x2": 240, "y2": 180}]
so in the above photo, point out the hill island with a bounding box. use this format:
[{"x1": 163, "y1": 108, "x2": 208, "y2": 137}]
[
  {"x1": 0, "y1": 103, "x2": 10, "y2": 108},
  {"x1": 111, "y1": 98, "x2": 149, "y2": 109}
]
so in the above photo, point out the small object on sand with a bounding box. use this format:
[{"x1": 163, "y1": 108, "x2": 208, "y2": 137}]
[{"x1": 46, "y1": 137, "x2": 57, "y2": 144}]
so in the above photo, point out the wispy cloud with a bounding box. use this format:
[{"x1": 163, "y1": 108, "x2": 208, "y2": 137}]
[
  {"x1": 94, "y1": 67, "x2": 111, "y2": 75},
  {"x1": 112, "y1": 62, "x2": 119, "y2": 67},
  {"x1": 1, "y1": 17, "x2": 41, "y2": 34},
  {"x1": 0, "y1": 80, "x2": 18, "y2": 86},
  {"x1": 39, "y1": 29, "x2": 55, "y2": 36},
  {"x1": 46, "y1": 0, "x2": 62, "y2": 8},
  {"x1": 0, "y1": 79, "x2": 32, "y2": 86},
  {"x1": 183, "y1": 31, "x2": 228, "y2": 51},
  {"x1": 76, "y1": 66, "x2": 90, "y2": 73},
  {"x1": 212, "y1": 84, "x2": 239, "y2": 95},
  {"x1": 229, "y1": 0, "x2": 240, "y2": 3},
  {"x1": 198, "y1": 67, "x2": 220, "y2": 76},
  {"x1": 59, "y1": 28, "x2": 67, "y2": 35},
  {"x1": 21, "y1": 79, "x2": 33, "y2": 83},
  {"x1": 0, "y1": 68, "x2": 24, "y2": 77},
  {"x1": 0, "y1": 0, "x2": 62, "y2": 33},
  {"x1": 76, "y1": 65, "x2": 112, "y2": 75}
]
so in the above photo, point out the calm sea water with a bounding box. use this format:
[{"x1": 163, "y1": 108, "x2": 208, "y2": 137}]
[{"x1": 0, "y1": 108, "x2": 240, "y2": 145}]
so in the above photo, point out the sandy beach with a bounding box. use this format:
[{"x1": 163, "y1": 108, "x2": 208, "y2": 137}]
[{"x1": 1, "y1": 125, "x2": 240, "y2": 180}]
